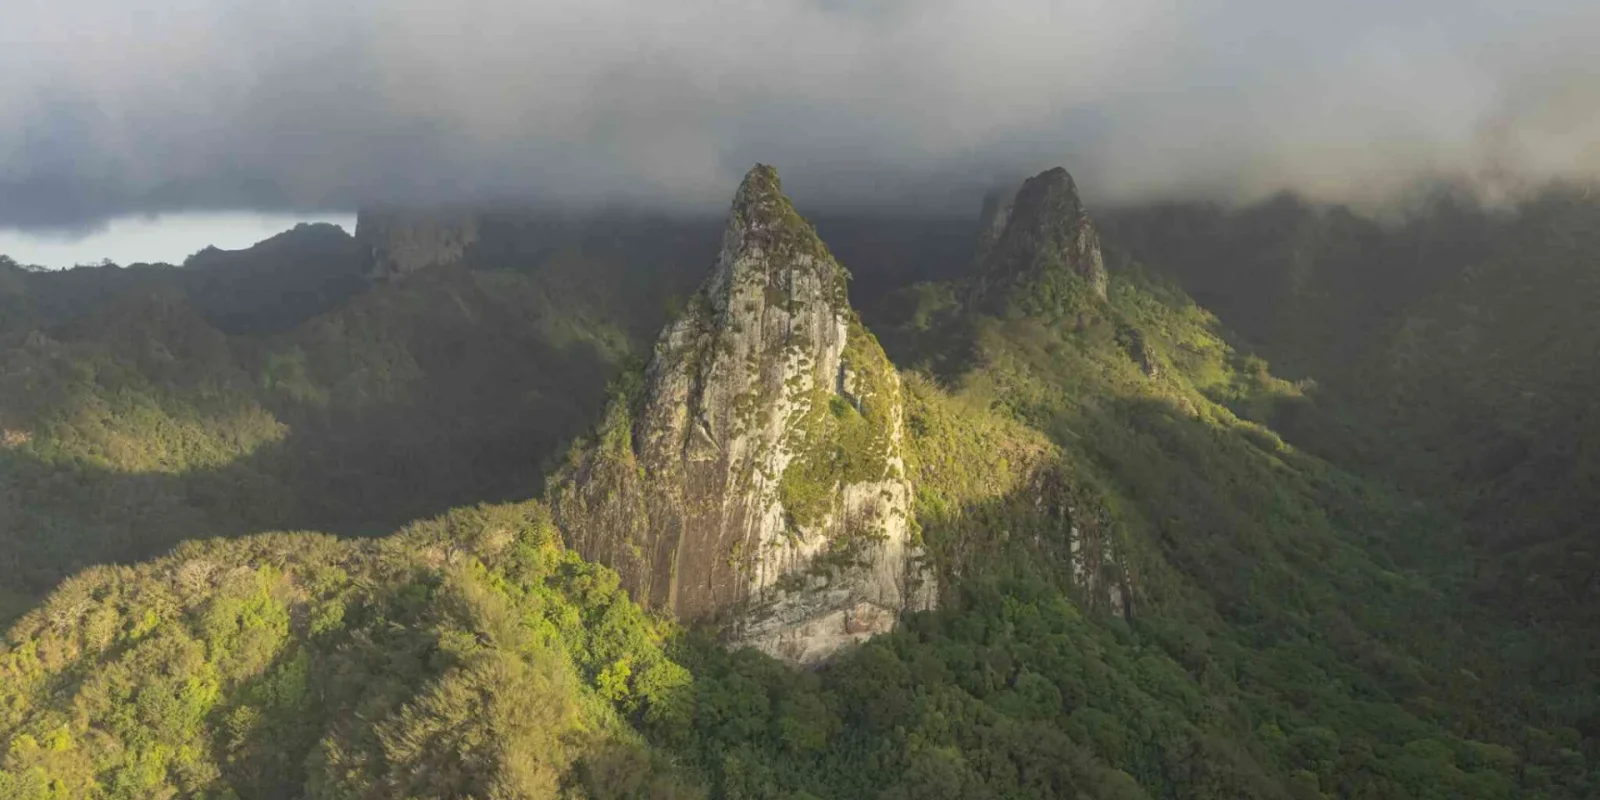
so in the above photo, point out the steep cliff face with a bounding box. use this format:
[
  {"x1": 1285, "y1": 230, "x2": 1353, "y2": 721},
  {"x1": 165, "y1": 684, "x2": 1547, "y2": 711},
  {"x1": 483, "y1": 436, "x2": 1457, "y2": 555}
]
[
  {"x1": 554, "y1": 165, "x2": 932, "y2": 664},
  {"x1": 355, "y1": 208, "x2": 480, "y2": 278},
  {"x1": 973, "y1": 167, "x2": 1107, "y2": 311}
]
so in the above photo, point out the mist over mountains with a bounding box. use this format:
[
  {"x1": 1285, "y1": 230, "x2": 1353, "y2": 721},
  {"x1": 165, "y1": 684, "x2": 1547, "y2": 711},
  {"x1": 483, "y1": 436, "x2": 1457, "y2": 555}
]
[
  {"x1": 5, "y1": 0, "x2": 1600, "y2": 231},
  {"x1": 2, "y1": 156, "x2": 1599, "y2": 796},
  {"x1": 4, "y1": 3, "x2": 1600, "y2": 797}
]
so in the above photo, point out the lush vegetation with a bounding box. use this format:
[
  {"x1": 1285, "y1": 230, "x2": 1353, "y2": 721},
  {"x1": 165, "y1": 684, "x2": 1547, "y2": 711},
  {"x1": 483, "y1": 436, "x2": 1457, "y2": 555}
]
[
  {"x1": 778, "y1": 317, "x2": 901, "y2": 530},
  {"x1": 654, "y1": 253, "x2": 1592, "y2": 798},
  {"x1": 3, "y1": 182, "x2": 1598, "y2": 798},
  {"x1": 0, "y1": 223, "x2": 705, "y2": 612},
  {"x1": 1106, "y1": 186, "x2": 1600, "y2": 740},
  {"x1": 0, "y1": 502, "x2": 699, "y2": 799}
]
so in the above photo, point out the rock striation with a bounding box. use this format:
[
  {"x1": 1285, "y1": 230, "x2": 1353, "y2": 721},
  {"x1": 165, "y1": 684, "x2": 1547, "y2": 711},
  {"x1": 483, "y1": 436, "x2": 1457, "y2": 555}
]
[
  {"x1": 553, "y1": 165, "x2": 933, "y2": 664},
  {"x1": 973, "y1": 167, "x2": 1108, "y2": 311}
]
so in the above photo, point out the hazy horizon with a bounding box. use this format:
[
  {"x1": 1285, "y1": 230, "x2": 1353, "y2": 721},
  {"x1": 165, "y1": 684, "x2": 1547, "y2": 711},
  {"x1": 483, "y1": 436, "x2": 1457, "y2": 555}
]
[{"x1": 0, "y1": 212, "x2": 357, "y2": 270}]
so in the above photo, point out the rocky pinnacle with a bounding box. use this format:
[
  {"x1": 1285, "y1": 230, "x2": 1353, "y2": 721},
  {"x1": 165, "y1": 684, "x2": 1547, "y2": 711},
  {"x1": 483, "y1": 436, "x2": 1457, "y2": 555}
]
[
  {"x1": 973, "y1": 167, "x2": 1108, "y2": 308},
  {"x1": 554, "y1": 165, "x2": 933, "y2": 664}
]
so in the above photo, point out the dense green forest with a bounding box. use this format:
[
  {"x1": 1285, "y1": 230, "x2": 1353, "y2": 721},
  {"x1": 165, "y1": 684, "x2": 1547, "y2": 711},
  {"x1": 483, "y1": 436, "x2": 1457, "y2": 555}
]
[
  {"x1": 0, "y1": 221, "x2": 712, "y2": 607},
  {"x1": 2, "y1": 174, "x2": 1597, "y2": 798},
  {"x1": 1106, "y1": 187, "x2": 1600, "y2": 729}
]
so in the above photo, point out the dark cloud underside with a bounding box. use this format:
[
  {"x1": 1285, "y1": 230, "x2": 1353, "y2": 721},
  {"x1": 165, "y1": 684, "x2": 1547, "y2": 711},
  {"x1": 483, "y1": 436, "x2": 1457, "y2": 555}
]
[{"x1": 2, "y1": 0, "x2": 1597, "y2": 229}]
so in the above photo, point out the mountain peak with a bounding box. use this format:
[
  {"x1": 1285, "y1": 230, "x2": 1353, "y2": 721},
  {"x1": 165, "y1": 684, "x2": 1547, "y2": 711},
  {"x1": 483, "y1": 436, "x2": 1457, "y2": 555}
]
[
  {"x1": 185, "y1": 222, "x2": 355, "y2": 271},
  {"x1": 721, "y1": 164, "x2": 848, "y2": 298},
  {"x1": 728, "y1": 164, "x2": 798, "y2": 238},
  {"x1": 734, "y1": 163, "x2": 783, "y2": 210},
  {"x1": 973, "y1": 166, "x2": 1107, "y2": 311},
  {"x1": 1030, "y1": 165, "x2": 1079, "y2": 193},
  {"x1": 554, "y1": 165, "x2": 932, "y2": 664}
]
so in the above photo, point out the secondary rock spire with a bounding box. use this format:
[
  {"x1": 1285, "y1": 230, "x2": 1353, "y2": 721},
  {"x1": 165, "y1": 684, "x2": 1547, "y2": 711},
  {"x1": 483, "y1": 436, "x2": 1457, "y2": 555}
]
[{"x1": 973, "y1": 167, "x2": 1108, "y2": 312}]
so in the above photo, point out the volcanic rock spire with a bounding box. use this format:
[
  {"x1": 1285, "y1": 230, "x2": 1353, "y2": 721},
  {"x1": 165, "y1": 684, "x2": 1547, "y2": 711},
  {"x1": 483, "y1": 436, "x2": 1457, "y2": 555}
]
[
  {"x1": 554, "y1": 165, "x2": 933, "y2": 664},
  {"x1": 973, "y1": 167, "x2": 1108, "y2": 311}
]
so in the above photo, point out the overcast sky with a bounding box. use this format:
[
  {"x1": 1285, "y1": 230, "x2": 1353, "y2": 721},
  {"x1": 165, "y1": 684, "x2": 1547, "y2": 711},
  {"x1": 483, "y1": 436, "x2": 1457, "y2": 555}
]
[{"x1": 3, "y1": 0, "x2": 1597, "y2": 247}]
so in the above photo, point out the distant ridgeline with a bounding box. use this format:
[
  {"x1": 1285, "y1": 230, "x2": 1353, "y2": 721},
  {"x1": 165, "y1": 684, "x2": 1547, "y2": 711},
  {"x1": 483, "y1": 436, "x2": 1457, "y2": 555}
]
[
  {"x1": 0, "y1": 209, "x2": 717, "y2": 607},
  {"x1": 0, "y1": 167, "x2": 1596, "y2": 798}
]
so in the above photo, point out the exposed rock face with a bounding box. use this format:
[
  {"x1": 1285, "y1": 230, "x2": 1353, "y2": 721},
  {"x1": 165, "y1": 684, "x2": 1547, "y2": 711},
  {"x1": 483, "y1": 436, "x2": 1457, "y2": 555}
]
[
  {"x1": 355, "y1": 208, "x2": 479, "y2": 278},
  {"x1": 554, "y1": 165, "x2": 933, "y2": 664},
  {"x1": 1119, "y1": 326, "x2": 1162, "y2": 379},
  {"x1": 973, "y1": 167, "x2": 1108, "y2": 309},
  {"x1": 974, "y1": 184, "x2": 1020, "y2": 265},
  {"x1": 1028, "y1": 466, "x2": 1134, "y2": 618}
]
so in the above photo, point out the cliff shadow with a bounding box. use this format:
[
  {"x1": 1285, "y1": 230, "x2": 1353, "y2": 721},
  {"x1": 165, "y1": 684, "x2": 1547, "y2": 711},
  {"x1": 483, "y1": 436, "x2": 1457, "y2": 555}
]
[{"x1": 0, "y1": 323, "x2": 619, "y2": 612}]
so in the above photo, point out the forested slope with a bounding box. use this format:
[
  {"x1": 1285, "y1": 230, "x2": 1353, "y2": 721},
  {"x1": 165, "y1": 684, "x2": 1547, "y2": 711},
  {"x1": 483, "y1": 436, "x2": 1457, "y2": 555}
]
[
  {"x1": 0, "y1": 219, "x2": 711, "y2": 613},
  {"x1": 0, "y1": 502, "x2": 697, "y2": 799},
  {"x1": 1104, "y1": 186, "x2": 1600, "y2": 740},
  {"x1": 1, "y1": 171, "x2": 1596, "y2": 798}
]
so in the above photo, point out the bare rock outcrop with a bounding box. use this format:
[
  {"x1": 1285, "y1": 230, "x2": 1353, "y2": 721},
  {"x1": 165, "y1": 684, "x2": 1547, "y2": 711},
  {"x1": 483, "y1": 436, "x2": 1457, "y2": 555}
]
[
  {"x1": 355, "y1": 208, "x2": 479, "y2": 279},
  {"x1": 973, "y1": 167, "x2": 1108, "y2": 310},
  {"x1": 553, "y1": 165, "x2": 933, "y2": 664}
]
